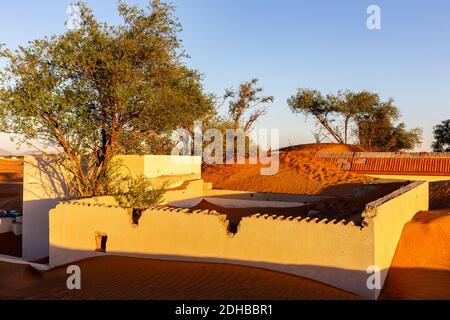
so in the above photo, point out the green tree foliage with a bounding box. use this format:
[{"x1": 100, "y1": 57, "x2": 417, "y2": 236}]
[
  {"x1": 287, "y1": 88, "x2": 422, "y2": 151},
  {"x1": 112, "y1": 175, "x2": 167, "y2": 210},
  {"x1": 287, "y1": 89, "x2": 341, "y2": 143},
  {"x1": 355, "y1": 100, "x2": 422, "y2": 151},
  {"x1": 111, "y1": 174, "x2": 167, "y2": 225},
  {"x1": 0, "y1": 1, "x2": 213, "y2": 197},
  {"x1": 432, "y1": 119, "x2": 450, "y2": 152}
]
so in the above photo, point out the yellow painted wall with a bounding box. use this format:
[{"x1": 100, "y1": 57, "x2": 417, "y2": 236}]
[
  {"x1": 162, "y1": 179, "x2": 206, "y2": 204},
  {"x1": 114, "y1": 155, "x2": 201, "y2": 180},
  {"x1": 144, "y1": 155, "x2": 201, "y2": 178},
  {"x1": 49, "y1": 200, "x2": 374, "y2": 297},
  {"x1": 49, "y1": 181, "x2": 429, "y2": 299},
  {"x1": 371, "y1": 181, "x2": 429, "y2": 298}
]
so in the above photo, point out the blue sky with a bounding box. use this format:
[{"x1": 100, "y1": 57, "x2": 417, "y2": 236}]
[{"x1": 0, "y1": 0, "x2": 449, "y2": 152}]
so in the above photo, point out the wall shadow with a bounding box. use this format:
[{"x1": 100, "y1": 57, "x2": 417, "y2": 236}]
[{"x1": 22, "y1": 156, "x2": 71, "y2": 260}]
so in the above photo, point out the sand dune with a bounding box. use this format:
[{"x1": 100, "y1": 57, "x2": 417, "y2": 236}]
[
  {"x1": 380, "y1": 210, "x2": 450, "y2": 300},
  {"x1": 0, "y1": 159, "x2": 23, "y2": 211},
  {"x1": 203, "y1": 150, "x2": 372, "y2": 195},
  {"x1": 0, "y1": 256, "x2": 361, "y2": 300},
  {"x1": 278, "y1": 143, "x2": 365, "y2": 153},
  {"x1": 0, "y1": 159, "x2": 23, "y2": 183}
]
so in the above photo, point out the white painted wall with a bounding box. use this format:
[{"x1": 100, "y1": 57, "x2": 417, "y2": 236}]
[{"x1": 22, "y1": 156, "x2": 68, "y2": 260}]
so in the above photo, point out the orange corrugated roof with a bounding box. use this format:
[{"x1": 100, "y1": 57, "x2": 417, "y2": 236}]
[{"x1": 319, "y1": 155, "x2": 450, "y2": 175}]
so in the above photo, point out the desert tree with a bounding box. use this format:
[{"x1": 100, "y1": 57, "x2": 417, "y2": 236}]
[
  {"x1": 354, "y1": 99, "x2": 422, "y2": 151},
  {"x1": 215, "y1": 79, "x2": 273, "y2": 160},
  {"x1": 287, "y1": 89, "x2": 379, "y2": 144},
  {"x1": 287, "y1": 89, "x2": 343, "y2": 143},
  {"x1": 287, "y1": 88, "x2": 422, "y2": 151},
  {"x1": 221, "y1": 79, "x2": 274, "y2": 133},
  {"x1": 0, "y1": 1, "x2": 213, "y2": 197},
  {"x1": 432, "y1": 119, "x2": 450, "y2": 152}
]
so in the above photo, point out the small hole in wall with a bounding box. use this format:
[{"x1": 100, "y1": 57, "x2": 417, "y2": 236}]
[
  {"x1": 228, "y1": 221, "x2": 239, "y2": 234},
  {"x1": 132, "y1": 208, "x2": 144, "y2": 225},
  {"x1": 95, "y1": 233, "x2": 108, "y2": 253}
]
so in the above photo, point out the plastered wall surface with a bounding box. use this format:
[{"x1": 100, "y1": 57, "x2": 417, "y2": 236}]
[
  {"x1": 370, "y1": 181, "x2": 429, "y2": 298},
  {"x1": 21, "y1": 155, "x2": 202, "y2": 260},
  {"x1": 22, "y1": 156, "x2": 68, "y2": 260},
  {"x1": 115, "y1": 155, "x2": 201, "y2": 179},
  {"x1": 49, "y1": 181, "x2": 429, "y2": 299}
]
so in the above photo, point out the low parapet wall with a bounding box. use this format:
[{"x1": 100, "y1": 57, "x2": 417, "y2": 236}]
[
  {"x1": 115, "y1": 155, "x2": 201, "y2": 179},
  {"x1": 49, "y1": 181, "x2": 428, "y2": 299}
]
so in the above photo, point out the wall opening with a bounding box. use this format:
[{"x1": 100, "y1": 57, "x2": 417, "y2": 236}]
[
  {"x1": 95, "y1": 233, "x2": 108, "y2": 252},
  {"x1": 132, "y1": 208, "x2": 144, "y2": 225}
]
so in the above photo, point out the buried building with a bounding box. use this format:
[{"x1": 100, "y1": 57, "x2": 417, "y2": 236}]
[{"x1": 0, "y1": 153, "x2": 447, "y2": 299}]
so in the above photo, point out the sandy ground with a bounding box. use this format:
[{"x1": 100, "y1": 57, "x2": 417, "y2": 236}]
[
  {"x1": 0, "y1": 159, "x2": 23, "y2": 183},
  {"x1": 380, "y1": 210, "x2": 450, "y2": 300},
  {"x1": 203, "y1": 151, "x2": 373, "y2": 196},
  {"x1": 278, "y1": 143, "x2": 366, "y2": 153},
  {"x1": 0, "y1": 159, "x2": 23, "y2": 212},
  {"x1": 0, "y1": 256, "x2": 361, "y2": 300}
]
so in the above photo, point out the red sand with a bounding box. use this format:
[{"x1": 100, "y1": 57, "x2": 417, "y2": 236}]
[
  {"x1": 279, "y1": 143, "x2": 365, "y2": 153},
  {"x1": 0, "y1": 256, "x2": 360, "y2": 300},
  {"x1": 0, "y1": 159, "x2": 23, "y2": 211},
  {"x1": 380, "y1": 210, "x2": 450, "y2": 300},
  {"x1": 0, "y1": 159, "x2": 23, "y2": 183},
  {"x1": 203, "y1": 150, "x2": 373, "y2": 195}
]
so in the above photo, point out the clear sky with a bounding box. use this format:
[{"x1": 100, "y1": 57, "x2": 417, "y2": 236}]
[{"x1": 0, "y1": 0, "x2": 449, "y2": 152}]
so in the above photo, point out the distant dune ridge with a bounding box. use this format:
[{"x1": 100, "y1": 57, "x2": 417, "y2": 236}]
[
  {"x1": 203, "y1": 145, "x2": 373, "y2": 195},
  {"x1": 278, "y1": 143, "x2": 366, "y2": 153}
]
